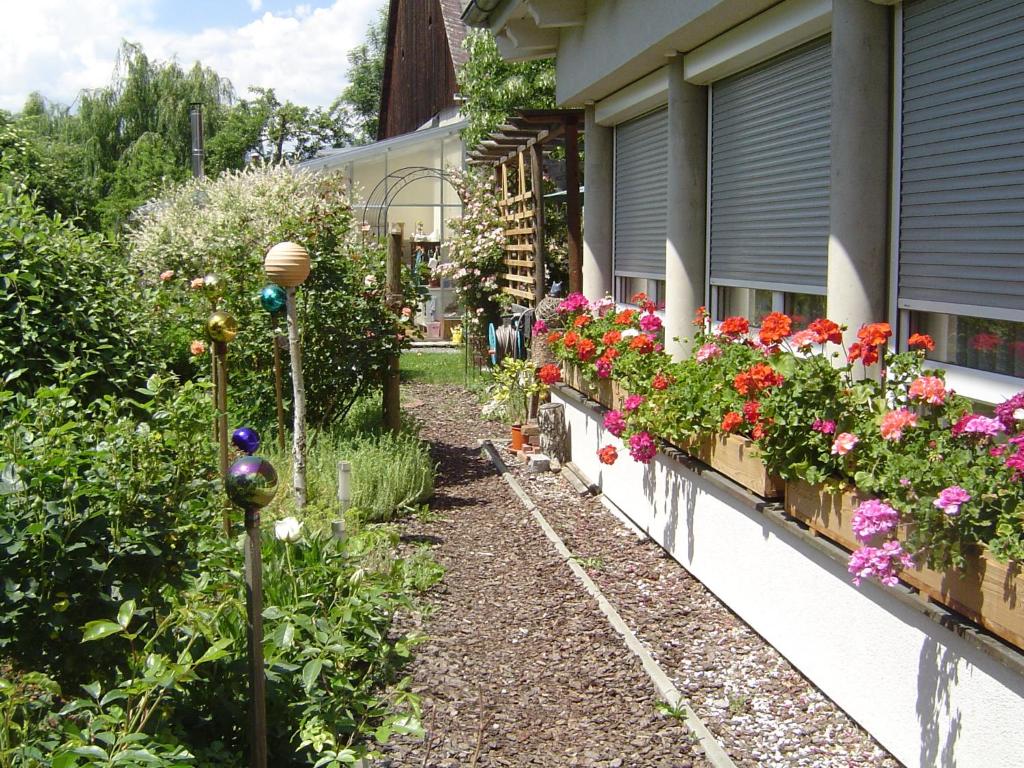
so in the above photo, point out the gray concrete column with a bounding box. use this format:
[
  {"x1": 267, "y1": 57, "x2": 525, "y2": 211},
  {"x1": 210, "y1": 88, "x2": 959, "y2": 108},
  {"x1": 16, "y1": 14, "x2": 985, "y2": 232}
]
[
  {"x1": 664, "y1": 57, "x2": 708, "y2": 360},
  {"x1": 826, "y1": 0, "x2": 891, "y2": 346},
  {"x1": 582, "y1": 105, "x2": 613, "y2": 300}
]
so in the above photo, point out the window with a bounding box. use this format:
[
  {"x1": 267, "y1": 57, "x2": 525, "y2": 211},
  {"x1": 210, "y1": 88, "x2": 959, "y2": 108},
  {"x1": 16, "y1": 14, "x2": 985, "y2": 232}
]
[
  {"x1": 897, "y1": 0, "x2": 1024, "y2": 383},
  {"x1": 708, "y1": 36, "x2": 831, "y2": 307},
  {"x1": 714, "y1": 287, "x2": 824, "y2": 330},
  {"x1": 616, "y1": 276, "x2": 666, "y2": 309},
  {"x1": 613, "y1": 107, "x2": 669, "y2": 301}
]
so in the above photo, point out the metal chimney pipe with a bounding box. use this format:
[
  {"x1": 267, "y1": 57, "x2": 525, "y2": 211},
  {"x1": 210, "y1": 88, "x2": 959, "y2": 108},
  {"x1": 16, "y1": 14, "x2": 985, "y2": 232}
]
[{"x1": 189, "y1": 103, "x2": 205, "y2": 178}]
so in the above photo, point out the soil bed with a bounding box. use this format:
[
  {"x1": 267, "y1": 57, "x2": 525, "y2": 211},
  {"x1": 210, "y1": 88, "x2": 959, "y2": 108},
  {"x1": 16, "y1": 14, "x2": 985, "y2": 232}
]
[{"x1": 381, "y1": 383, "x2": 703, "y2": 768}]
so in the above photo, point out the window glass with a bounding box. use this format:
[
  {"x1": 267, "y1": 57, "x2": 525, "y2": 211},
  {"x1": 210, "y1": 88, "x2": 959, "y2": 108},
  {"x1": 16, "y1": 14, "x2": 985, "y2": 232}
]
[
  {"x1": 910, "y1": 311, "x2": 1024, "y2": 378},
  {"x1": 786, "y1": 293, "x2": 826, "y2": 330},
  {"x1": 617, "y1": 276, "x2": 666, "y2": 308},
  {"x1": 717, "y1": 287, "x2": 773, "y2": 325}
]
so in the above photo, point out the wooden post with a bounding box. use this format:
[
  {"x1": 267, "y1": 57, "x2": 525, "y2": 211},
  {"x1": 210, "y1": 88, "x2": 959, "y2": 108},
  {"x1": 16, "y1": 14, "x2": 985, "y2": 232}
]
[
  {"x1": 565, "y1": 114, "x2": 583, "y2": 295},
  {"x1": 215, "y1": 340, "x2": 230, "y2": 536},
  {"x1": 285, "y1": 288, "x2": 307, "y2": 510},
  {"x1": 243, "y1": 507, "x2": 268, "y2": 768},
  {"x1": 530, "y1": 142, "x2": 546, "y2": 306},
  {"x1": 383, "y1": 228, "x2": 403, "y2": 434},
  {"x1": 272, "y1": 333, "x2": 286, "y2": 452}
]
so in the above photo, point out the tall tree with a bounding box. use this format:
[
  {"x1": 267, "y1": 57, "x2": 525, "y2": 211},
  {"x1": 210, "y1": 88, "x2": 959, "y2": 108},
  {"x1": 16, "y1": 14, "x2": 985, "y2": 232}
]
[
  {"x1": 458, "y1": 30, "x2": 556, "y2": 148},
  {"x1": 331, "y1": 5, "x2": 387, "y2": 145}
]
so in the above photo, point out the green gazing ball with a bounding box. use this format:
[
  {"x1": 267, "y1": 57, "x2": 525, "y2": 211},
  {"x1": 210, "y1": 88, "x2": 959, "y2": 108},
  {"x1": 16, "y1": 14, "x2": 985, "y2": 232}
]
[
  {"x1": 226, "y1": 456, "x2": 278, "y2": 511},
  {"x1": 202, "y1": 273, "x2": 225, "y2": 301},
  {"x1": 259, "y1": 284, "x2": 287, "y2": 314},
  {"x1": 206, "y1": 311, "x2": 239, "y2": 343}
]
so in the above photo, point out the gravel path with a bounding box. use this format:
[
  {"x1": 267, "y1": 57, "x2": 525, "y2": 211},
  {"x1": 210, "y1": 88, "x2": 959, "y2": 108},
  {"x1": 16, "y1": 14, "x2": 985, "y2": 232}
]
[
  {"x1": 380, "y1": 383, "x2": 703, "y2": 767},
  {"x1": 497, "y1": 443, "x2": 901, "y2": 768}
]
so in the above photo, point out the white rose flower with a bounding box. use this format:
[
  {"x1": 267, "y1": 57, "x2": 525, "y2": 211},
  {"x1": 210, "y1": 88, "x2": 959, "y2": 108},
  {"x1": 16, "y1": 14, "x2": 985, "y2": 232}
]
[{"x1": 274, "y1": 516, "x2": 303, "y2": 542}]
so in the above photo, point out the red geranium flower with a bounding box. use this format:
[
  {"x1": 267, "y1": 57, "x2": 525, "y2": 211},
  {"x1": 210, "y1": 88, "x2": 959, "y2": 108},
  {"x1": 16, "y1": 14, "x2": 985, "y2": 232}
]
[
  {"x1": 573, "y1": 314, "x2": 592, "y2": 328},
  {"x1": 808, "y1": 318, "x2": 843, "y2": 345},
  {"x1": 742, "y1": 400, "x2": 761, "y2": 424},
  {"x1": 733, "y1": 363, "x2": 784, "y2": 396},
  {"x1": 546, "y1": 331, "x2": 562, "y2": 345},
  {"x1": 721, "y1": 412, "x2": 743, "y2": 433},
  {"x1": 652, "y1": 372, "x2": 670, "y2": 391},
  {"x1": 971, "y1": 332, "x2": 1001, "y2": 351},
  {"x1": 758, "y1": 312, "x2": 792, "y2": 346},
  {"x1": 719, "y1": 316, "x2": 750, "y2": 337},
  {"x1": 907, "y1": 333, "x2": 935, "y2": 352},
  {"x1": 615, "y1": 309, "x2": 637, "y2": 326},
  {"x1": 598, "y1": 445, "x2": 618, "y2": 465},
  {"x1": 630, "y1": 291, "x2": 649, "y2": 305},
  {"x1": 563, "y1": 331, "x2": 580, "y2": 348},
  {"x1": 629, "y1": 334, "x2": 655, "y2": 354},
  {"x1": 848, "y1": 342, "x2": 879, "y2": 366},
  {"x1": 577, "y1": 338, "x2": 597, "y2": 362},
  {"x1": 602, "y1": 330, "x2": 622, "y2": 346},
  {"x1": 537, "y1": 364, "x2": 561, "y2": 385},
  {"x1": 857, "y1": 322, "x2": 892, "y2": 348}
]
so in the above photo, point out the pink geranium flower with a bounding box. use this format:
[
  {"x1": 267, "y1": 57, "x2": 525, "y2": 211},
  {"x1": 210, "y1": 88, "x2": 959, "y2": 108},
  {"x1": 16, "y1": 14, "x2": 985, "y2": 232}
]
[
  {"x1": 812, "y1": 419, "x2": 836, "y2": 435},
  {"x1": 623, "y1": 394, "x2": 645, "y2": 412},
  {"x1": 851, "y1": 499, "x2": 900, "y2": 542},
  {"x1": 933, "y1": 486, "x2": 970, "y2": 516},
  {"x1": 908, "y1": 376, "x2": 947, "y2": 405},
  {"x1": 603, "y1": 410, "x2": 626, "y2": 437},
  {"x1": 639, "y1": 313, "x2": 663, "y2": 333},
  {"x1": 880, "y1": 408, "x2": 917, "y2": 441},
  {"x1": 628, "y1": 431, "x2": 657, "y2": 463},
  {"x1": 831, "y1": 432, "x2": 858, "y2": 455},
  {"x1": 696, "y1": 343, "x2": 721, "y2": 363},
  {"x1": 848, "y1": 540, "x2": 914, "y2": 587}
]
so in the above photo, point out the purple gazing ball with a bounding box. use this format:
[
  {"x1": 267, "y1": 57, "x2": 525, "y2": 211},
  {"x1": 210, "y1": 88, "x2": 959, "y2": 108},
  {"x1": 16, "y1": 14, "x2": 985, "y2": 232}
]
[
  {"x1": 231, "y1": 427, "x2": 261, "y2": 455},
  {"x1": 226, "y1": 456, "x2": 278, "y2": 511}
]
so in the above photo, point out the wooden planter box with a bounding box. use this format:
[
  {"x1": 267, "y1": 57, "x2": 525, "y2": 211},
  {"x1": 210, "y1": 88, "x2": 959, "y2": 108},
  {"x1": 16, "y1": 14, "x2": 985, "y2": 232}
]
[
  {"x1": 562, "y1": 362, "x2": 624, "y2": 409},
  {"x1": 680, "y1": 433, "x2": 784, "y2": 500},
  {"x1": 785, "y1": 478, "x2": 1024, "y2": 652}
]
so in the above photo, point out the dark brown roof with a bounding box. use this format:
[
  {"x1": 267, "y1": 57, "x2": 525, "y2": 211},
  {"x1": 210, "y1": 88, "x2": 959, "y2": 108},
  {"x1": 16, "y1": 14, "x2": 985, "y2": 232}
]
[{"x1": 439, "y1": 0, "x2": 469, "y2": 68}]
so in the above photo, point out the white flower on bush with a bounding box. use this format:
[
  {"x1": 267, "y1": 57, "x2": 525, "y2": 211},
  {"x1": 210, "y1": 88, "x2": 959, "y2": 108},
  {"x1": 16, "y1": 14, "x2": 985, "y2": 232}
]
[
  {"x1": 364, "y1": 274, "x2": 377, "y2": 288},
  {"x1": 274, "y1": 516, "x2": 303, "y2": 542}
]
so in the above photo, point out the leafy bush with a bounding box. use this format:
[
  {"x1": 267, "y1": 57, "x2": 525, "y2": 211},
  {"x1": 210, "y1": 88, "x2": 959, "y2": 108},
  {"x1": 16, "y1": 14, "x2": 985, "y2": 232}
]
[
  {"x1": 0, "y1": 373, "x2": 216, "y2": 680},
  {"x1": 0, "y1": 190, "x2": 154, "y2": 405}
]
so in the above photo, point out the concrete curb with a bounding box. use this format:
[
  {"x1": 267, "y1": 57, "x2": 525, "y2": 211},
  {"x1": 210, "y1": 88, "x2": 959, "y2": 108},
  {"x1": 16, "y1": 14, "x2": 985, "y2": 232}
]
[{"x1": 479, "y1": 440, "x2": 738, "y2": 768}]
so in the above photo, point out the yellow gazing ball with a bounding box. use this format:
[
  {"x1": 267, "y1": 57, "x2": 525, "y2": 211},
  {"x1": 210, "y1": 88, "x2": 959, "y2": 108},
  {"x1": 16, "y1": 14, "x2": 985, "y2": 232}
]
[{"x1": 206, "y1": 311, "x2": 239, "y2": 343}]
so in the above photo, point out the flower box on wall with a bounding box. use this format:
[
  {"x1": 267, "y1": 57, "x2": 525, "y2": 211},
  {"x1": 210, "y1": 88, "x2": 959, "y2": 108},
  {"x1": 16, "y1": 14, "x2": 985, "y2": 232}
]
[
  {"x1": 785, "y1": 478, "x2": 1024, "y2": 652},
  {"x1": 681, "y1": 433, "x2": 784, "y2": 500},
  {"x1": 562, "y1": 362, "x2": 622, "y2": 409}
]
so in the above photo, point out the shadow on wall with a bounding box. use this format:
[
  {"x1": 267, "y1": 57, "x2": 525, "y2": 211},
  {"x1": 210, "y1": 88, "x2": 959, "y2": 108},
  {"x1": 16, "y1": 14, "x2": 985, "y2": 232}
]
[
  {"x1": 917, "y1": 639, "x2": 962, "y2": 768},
  {"x1": 642, "y1": 452, "x2": 698, "y2": 563}
]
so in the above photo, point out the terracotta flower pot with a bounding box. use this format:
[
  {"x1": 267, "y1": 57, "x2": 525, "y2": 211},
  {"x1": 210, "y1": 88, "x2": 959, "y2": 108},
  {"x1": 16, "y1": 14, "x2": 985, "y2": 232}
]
[{"x1": 510, "y1": 424, "x2": 524, "y2": 451}]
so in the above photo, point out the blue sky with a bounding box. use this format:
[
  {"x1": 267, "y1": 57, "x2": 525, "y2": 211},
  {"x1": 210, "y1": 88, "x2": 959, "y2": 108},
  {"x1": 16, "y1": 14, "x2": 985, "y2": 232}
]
[{"x1": 0, "y1": 0, "x2": 385, "y2": 111}]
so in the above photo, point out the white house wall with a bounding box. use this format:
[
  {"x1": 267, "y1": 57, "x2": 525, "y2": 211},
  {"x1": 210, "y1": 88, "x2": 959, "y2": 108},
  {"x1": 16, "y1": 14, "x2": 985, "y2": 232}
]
[{"x1": 554, "y1": 389, "x2": 1024, "y2": 768}]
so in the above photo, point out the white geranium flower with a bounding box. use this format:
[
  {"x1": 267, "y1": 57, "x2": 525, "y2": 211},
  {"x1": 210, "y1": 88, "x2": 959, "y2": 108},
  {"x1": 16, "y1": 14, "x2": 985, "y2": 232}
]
[
  {"x1": 1014, "y1": 408, "x2": 1024, "y2": 421},
  {"x1": 274, "y1": 516, "x2": 303, "y2": 542}
]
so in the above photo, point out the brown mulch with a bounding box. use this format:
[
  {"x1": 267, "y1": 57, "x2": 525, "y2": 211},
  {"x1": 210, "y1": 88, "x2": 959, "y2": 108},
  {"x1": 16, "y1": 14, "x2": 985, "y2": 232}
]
[
  {"x1": 498, "y1": 436, "x2": 901, "y2": 768},
  {"x1": 379, "y1": 383, "x2": 704, "y2": 768}
]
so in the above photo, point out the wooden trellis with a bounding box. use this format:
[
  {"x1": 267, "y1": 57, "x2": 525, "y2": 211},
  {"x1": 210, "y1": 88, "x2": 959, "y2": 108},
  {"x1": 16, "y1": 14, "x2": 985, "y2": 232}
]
[{"x1": 469, "y1": 109, "x2": 583, "y2": 308}]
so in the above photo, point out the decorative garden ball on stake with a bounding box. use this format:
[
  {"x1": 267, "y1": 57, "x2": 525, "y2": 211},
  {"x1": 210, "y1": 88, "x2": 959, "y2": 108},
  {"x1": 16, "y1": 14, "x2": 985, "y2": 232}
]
[
  {"x1": 259, "y1": 284, "x2": 287, "y2": 314},
  {"x1": 264, "y1": 242, "x2": 311, "y2": 511},
  {"x1": 225, "y1": 454, "x2": 277, "y2": 768},
  {"x1": 231, "y1": 426, "x2": 261, "y2": 456},
  {"x1": 206, "y1": 310, "x2": 239, "y2": 343}
]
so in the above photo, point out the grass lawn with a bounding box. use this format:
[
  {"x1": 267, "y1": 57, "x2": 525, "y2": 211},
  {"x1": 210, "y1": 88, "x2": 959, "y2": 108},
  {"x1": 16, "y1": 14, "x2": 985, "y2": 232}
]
[{"x1": 400, "y1": 349, "x2": 478, "y2": 386}]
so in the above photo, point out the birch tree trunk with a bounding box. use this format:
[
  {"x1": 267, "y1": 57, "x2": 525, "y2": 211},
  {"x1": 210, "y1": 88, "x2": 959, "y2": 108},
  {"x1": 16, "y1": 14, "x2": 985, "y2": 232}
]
[{"x1": 285, "y1": 286, "x2": 307, "y2": 510}]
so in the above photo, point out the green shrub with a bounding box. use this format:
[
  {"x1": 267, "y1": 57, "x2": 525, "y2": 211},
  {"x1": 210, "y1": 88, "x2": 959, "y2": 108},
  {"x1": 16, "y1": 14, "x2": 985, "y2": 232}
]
[
  {"x1": 0, "y1": 372, "x2": 217, "y2": 680},
  {"x1": 0, "y1": 189, "x2": 154, "y2": 406}
]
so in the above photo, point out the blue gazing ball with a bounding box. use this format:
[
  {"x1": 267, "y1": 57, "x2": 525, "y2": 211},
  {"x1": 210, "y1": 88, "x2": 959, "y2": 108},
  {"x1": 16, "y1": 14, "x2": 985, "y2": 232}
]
[
  {"x1": 231, "y1": 427, "x2": 261, "y2": 455},
  {"x1": 259, "y1": 284, "x2": 287, "y2": 314},
  {"x1": 226, "y1": 456, "x2": 278, "y2": 511}
]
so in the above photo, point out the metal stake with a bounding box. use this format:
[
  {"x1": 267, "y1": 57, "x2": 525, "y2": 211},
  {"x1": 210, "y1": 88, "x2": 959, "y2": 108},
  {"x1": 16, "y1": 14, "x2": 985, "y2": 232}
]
[
  {"x1": 215, "y1": 340, "x2": 230, "y2": 536},
  {"x1": 273, "y1": 332, "x2": 286, "y2": 453},
  {"x1": 244, "y1": 507, "x2": 267, "y2": 768}
]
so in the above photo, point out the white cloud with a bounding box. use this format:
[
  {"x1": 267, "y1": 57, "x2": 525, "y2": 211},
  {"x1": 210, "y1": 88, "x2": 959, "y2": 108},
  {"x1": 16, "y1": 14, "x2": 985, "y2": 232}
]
[
  {"x1": 248, "y1": 0, "x2": 263, "y2": 11},
  {"x1": 0, "y1": 0, "x2": 384, "y2": 112}
]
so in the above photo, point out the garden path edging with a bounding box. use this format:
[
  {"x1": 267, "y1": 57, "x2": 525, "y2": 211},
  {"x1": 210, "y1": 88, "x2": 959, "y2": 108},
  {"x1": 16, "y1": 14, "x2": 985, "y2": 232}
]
[{"x1": 479, "y1": 439, "x2": 738, "y2": 768}]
